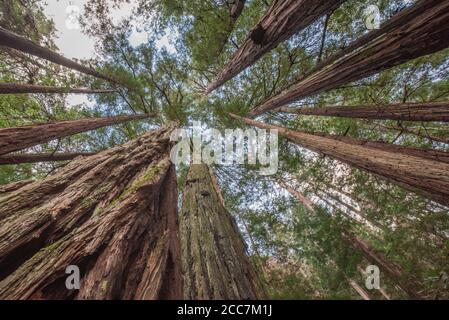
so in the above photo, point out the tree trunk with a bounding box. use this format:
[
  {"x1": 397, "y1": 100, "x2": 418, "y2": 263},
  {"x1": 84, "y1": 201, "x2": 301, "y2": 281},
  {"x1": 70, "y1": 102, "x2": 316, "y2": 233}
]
[
  {"x1": 314, "y1": 133, "x2": 449, "y2": 165},
  {"x1": 0, "y1": 26, "x2": 118, "y2": 84},
  {"x1": 0, "y1": 123, "x2": 183, "y2": 299},
  {"x1": 1, "y1": 47, "x2": 55, "y2": 74},
  {"x1": 0, "y1": 83, "x2": 115, "y2": 95},
  {"x1": 0, "y1": 180, "x2": 33, "y2": 195},
  {"x1": 343, "y1": 234, "x2": 424, "y2": 299},
  {"x1": 278, "y1": 102, "x2": 449, "y2": 122},
  {"x1": 205, "y1": 0, "x2": 346, "y2": 94},
  {"x1": 279, "y1": 178, "x2": 425, "y2": 299},
  {"x1": 0, "y1": 114, "x2": 151, "y2": 156},
  {"x1": 215, "y1": 0, "x2": 246, "y2": 57},
  {"x1": 250, "y1": 0, "x2": 449, "y2": 116},
  {"x1": 277, "y1": 179, "x2": 315, "y2": 211},
  {"x1": 180, "y1": 164, "x2": 265, "y2": 299},
  {"x1": 314, "y1": 187, "x2": 383, "y2": 233},
  {"x1": 0, "y1": 153, "x2": 96, "y2": 165},
  {"x1": 231, "y1": 114, "x2": 449, "y2": 207},
  {"x1": 348, "y1": 279, "x2": 371, "y2": 300}
]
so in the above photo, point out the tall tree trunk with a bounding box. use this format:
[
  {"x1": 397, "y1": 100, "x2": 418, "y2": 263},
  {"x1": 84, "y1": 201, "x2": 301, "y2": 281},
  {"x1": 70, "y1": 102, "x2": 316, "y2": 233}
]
[
  {"x1": 0, "y1": 83, "x2": 115, "y2": 95},
  {"x1": 280, "y1": 178, "x2": 425, "y2": 299},
  {"x1": 343, "y1": 234, "x2": 424, "y2": 299},
  {"x1": 277, "y1": 179, "x2": 315, "y2": 211},
  {"x1": 314, "y1": 133, "x2": 449, "y2": 165},
  {"x1": 278, "y1": 102, "x2": 449, "y2": 122},
  {"x1": 348, "y1": 279, "x2": 371, "y2": 300},
  {"x1": 205, "y1": 0, "x2": 346, "y2": 94},
  {"x1": 250, "y1": 0, "x2": 449, "y2": 116},
  {"x1": 0, "y1": 114, "x2": 151, "y2": 156},
  {"x1": 1, "y1": 47, "x2": 55, "y2": 74},
  {"x1": 314, "y1": 187, "x2": 383, "y2": 233},
  {"x1": 215, "y1": 0, "x2": 246, "y2": 57},
  {"x1": 0, "y1": 180, "x2": 33, "y2": 195},
  {"x1": 231, "y1": 114, "x2": 449, "y2": 207},
  {"x1": 0, "y1": 123, "x2": 183, "y2": 299},
  {"x1": 180, "y1": 164, "x2": 265, "y2": 299},
  {"x1": 0, "y1": 152, "x2": 96, "y2": 165},
  {"x1": 0, "y1": 26, "x2": 118, "y2": 84}
]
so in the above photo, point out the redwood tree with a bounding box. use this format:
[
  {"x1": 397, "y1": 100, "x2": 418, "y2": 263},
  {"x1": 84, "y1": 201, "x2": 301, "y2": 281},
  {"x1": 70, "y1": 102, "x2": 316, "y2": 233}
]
[
  {"x1": 279, "y1": 179, "x2": 425, "y2": 299},
  {"x1": 0, "y1": 114, "x2": 151, "y2": 156},
  {"x1": 0, "y1": 83, "x2": 115, "y2": 95},
  {"x1": 250, "y1": 0, "x2": 449, "y2": 116},
  {"x1": 0, "y1": 153, "x2": 96, "y2": 165},
  {"x1": 0, "y1": 26, "x2": 118, "y2": 84},
  {"x1": 231, "y1": 114, "x2": 449, "y2": 207},
  {"x1": 180, "y1": 164, "x2": 265, "y2": 299},
  {"x1": 278, "y1": 102, "x2": 449, "y2": 122},
  {"x1": 0, "y1": 123, "x2": 182, "y2": 299},
  {"x1": 205, "y1": 0, "x2": 346, "y2": 94}
]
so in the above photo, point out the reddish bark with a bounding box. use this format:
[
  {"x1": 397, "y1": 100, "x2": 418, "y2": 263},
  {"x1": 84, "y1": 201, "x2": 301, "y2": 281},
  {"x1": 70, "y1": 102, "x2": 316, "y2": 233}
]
[
  {"x1": 180, "y1": 164, "x2": 265, "y2": 299},
  {"x1": 0, "y1": 26, "x2": 118, "y2": 84},
  {"x1": 315, "y1": 133, "x2": 449, "y2": 165},
  {"x1": 278, "y1": 102, "x2": 449, "y2": 122},
  {"x1": 214, "y1": 0, "x2": 247, "y2": 57},
  {"x1": 205, "y1": 0, "x2": 346, "y2": 94},
  {"x1": 0, "y1": 180, "x2": 33, "y2": 195},
  {"x1": 0, "y1": 123, "x2": 182, "y2": 299},
  {"x1": 0, "y1": 114, "x2": 151, "y2": 156},
  {"x1": 280, "y1": 178, "x2": 425, "y2": 299},
  {"x1": 231, "y1": 114, "x2": 449, "y2": 207},
  {"x1": 0, "y1": 153, "x2": 96, "y2": 165},
  {"x1": 0, "y1": 83, "x2": 115, "y2": 95},
  {"x1": 348, "y1": 279, "x2": 371, "y2": 300},
  {"x1": 250, "y1": 0, "x2": 449, "y2": 116}
]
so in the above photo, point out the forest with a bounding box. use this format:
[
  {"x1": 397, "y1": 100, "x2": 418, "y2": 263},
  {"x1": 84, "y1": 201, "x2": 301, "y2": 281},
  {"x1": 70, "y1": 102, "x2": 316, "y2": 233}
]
[{"x1": 0, "y1": 0, "x2": 448, "y2": 300}]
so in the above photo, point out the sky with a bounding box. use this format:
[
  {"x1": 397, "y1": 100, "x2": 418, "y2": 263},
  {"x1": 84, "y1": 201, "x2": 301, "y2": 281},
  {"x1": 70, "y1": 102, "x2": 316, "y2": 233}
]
[{"x1": 42, "y1": 0, "x2": 176, "y2": 107}]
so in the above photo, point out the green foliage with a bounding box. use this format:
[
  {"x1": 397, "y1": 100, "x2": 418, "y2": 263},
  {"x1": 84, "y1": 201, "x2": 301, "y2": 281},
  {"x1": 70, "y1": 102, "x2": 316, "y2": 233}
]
[{"x1": 1, "y1": 0, "x2": 449, "y2": 300}]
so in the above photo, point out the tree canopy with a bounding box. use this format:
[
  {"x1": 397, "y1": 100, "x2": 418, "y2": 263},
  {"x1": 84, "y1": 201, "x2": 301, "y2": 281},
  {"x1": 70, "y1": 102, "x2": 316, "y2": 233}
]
[{"x1": 0, "y1": 0, "x2": 448, "y2": 300}]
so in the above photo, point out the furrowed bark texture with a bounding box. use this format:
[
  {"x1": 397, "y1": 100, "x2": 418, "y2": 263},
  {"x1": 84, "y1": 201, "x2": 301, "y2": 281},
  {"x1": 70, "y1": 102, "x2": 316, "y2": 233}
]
[
  {"x1": 0, "y1": 123, "x2": 183, "y2": 300},
  {"x1": 0, "y1": 153, "x2": 96, "y2": 165},
  {"x1": 231, "y1": 114, "x2": 449, "y2": 207},
  {"x1": 0, "y1": 180, "x2": 33, "y2": 195},
  {"x1": 205, "y1": 0, "x2": 346, "y2": 94},
  {"x1": 278, "y1": 102, "x2": 449, "y2": 122},
  {"x1": 280, "y1": 179, "x2": 425, "y2": 299},
  {"x1": 0, "y1": 83, "x2": 115, "y2": 95},
  {"x1": 180, "y1": 164, "x2": 265, "y2": 300},
  {"x1": 0, "y1": 114, "x2": 150, "y2": 156},
  {"x1": 250, "y1": 0, "x2": 449, "y2": 116},
  {"x1": 315, "y1": 133, "x2": 449, "y2": 165},
  {"x1": 0, "y1": 26, "x2": 117, "y2": 84}
]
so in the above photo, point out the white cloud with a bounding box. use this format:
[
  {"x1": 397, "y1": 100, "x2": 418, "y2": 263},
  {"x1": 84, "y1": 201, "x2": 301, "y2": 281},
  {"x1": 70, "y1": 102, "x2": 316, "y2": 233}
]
[{"x1": 43, "y1": 0, "x2": 96, "y2": 60}]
